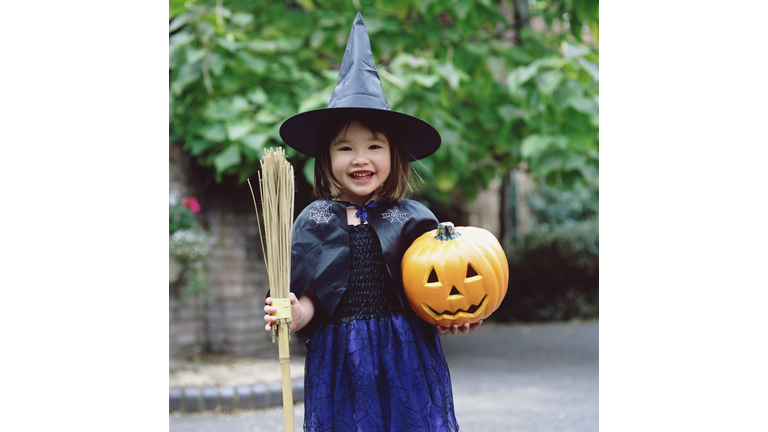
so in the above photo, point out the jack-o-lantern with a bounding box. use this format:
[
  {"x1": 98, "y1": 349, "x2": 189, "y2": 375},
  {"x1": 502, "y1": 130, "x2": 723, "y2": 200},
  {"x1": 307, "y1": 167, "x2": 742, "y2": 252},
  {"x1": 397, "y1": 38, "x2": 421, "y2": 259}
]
[{"x1": 401, "y1": 222, "x2": 509, "y2": 327}]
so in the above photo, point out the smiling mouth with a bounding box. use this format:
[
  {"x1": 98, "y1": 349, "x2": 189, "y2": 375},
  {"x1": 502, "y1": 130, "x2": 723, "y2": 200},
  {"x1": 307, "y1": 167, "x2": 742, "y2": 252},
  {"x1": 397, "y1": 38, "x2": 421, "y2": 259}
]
[
  {"x1": 422, "y1": 295, "x2": 488, "y2": 319},
  {"x1": 350, "y1": 172, "x2": 374, "y2": 180}
]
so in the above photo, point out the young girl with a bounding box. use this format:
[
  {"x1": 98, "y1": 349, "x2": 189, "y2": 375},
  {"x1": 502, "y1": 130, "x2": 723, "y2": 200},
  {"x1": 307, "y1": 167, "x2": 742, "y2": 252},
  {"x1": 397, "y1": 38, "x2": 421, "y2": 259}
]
[{"x1": 265, "y1": 12, "x2": 481, "y2": 431}]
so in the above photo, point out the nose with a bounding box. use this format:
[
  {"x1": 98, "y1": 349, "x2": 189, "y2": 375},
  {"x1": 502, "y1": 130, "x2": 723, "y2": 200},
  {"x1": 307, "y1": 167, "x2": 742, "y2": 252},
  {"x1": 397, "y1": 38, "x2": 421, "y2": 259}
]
[{"x1": 352, "y1": 149, "x2": 370, "y2": 165}]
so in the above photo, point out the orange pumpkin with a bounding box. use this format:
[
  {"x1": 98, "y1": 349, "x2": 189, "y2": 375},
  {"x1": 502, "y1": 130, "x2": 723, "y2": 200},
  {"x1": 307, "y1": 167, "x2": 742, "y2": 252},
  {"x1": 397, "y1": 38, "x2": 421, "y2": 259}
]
[{"x1": 401, "y1": 222, "x2": 509, "y2": 327}]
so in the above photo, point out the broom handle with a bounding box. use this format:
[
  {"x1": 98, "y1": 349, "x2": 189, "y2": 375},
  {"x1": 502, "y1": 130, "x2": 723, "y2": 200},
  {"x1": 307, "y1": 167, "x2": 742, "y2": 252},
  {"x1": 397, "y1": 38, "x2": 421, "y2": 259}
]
[{"x1": 278, "y1": 320, "x2": 294, "y2": 431}]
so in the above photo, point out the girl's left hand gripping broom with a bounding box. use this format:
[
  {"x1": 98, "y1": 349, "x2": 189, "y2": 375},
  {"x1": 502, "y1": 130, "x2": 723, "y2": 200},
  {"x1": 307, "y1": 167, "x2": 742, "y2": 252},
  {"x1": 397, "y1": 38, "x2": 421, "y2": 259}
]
[{"x1": 248, "y1": 147, "x2": 295, "y2": 432}]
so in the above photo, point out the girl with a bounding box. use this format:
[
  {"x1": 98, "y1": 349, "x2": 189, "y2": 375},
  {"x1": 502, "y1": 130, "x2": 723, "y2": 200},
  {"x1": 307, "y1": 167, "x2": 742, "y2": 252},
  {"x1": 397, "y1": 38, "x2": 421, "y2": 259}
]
[{"x1": 265, "y1": 12, "x2": 481, "y2": 431}]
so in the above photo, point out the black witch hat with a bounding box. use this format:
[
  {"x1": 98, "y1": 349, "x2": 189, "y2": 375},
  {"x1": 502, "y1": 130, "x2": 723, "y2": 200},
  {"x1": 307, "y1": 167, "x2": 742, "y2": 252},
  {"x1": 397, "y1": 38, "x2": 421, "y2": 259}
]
[{"x1": 279, "y1": 12, "x2": 441, "y2": 161}]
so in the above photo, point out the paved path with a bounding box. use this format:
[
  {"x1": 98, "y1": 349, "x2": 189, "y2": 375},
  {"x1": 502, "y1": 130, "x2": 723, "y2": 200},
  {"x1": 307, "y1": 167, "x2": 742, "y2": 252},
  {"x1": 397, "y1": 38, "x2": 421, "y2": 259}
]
[{"x1": 169, "y1": 321, "x2": 598, "y2": 431}]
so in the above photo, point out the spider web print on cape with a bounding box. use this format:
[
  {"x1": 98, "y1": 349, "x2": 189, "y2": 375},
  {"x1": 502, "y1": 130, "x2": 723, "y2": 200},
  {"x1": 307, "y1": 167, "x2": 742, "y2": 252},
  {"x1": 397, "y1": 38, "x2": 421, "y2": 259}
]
[
  {"x1": 381, "y1": 208, "x2": 408, "y2": 224},
  {"x1": 309, "y1": 201, "x2": 335, "y2": 224},
  {"x1": 303, "y1": 224, "x2": 460, "y2": 432}
]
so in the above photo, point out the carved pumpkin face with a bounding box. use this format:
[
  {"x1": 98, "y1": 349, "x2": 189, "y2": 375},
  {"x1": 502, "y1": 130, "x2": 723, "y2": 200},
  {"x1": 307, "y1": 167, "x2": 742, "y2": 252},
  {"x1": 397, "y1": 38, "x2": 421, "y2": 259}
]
[{"x1": 401, "y1": 222, "x2": 509, "y2": 327}]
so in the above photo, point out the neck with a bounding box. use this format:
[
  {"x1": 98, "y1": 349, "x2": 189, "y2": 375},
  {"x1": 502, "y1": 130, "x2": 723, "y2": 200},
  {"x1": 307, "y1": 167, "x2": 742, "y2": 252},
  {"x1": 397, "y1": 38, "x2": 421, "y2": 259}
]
[{"x1": 334, "y1": 191, "x2": 380, "y2": 206}]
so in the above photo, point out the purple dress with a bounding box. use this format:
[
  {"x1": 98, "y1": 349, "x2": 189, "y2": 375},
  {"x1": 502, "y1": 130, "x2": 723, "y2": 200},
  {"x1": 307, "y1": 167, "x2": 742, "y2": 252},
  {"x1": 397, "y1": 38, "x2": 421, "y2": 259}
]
[{"x1": 303, "y1": 223, "x2": 460, "y2": 431}]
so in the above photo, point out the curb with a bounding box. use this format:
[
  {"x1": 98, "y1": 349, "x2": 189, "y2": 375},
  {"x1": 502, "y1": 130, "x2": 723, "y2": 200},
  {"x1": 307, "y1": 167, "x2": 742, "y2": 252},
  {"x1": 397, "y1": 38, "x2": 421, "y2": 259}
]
[{"x1": 170, "y1": 378, "x2": 303, "y2": 412}]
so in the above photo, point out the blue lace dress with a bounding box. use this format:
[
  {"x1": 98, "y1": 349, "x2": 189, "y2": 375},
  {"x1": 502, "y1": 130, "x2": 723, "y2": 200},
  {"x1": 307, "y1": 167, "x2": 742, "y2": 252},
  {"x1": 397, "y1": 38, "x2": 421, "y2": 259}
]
[{"x1": 303, "y1": 223, "x2": 460, "y2": 432}]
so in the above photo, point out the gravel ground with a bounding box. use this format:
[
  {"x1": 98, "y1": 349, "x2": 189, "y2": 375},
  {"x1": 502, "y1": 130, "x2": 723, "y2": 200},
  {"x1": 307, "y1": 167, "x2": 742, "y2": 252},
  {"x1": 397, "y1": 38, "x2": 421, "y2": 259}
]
[{"x1": 170, "y1": 355, "x2": 306, "y2": 387}]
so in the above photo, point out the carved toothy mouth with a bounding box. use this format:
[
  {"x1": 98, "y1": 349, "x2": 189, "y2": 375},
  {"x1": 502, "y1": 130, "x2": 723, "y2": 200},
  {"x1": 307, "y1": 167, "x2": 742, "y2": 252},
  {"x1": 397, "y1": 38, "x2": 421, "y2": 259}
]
[{"x1": 422, "y1": 295, "x2": 488, "y2": 319}]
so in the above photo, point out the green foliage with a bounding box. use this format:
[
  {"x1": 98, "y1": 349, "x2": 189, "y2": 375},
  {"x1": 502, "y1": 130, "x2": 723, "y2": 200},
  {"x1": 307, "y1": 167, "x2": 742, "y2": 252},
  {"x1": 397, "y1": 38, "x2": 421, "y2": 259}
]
[
  {"x1": 527, "y1": 182, "x2": 598, "y2": 226},
  {"x1": 495, "y1": 215, "x2": 599, "y2": 322},
  {"x1": 170, "y1": 229, "x2": 212, "y2": 298},
  {"x1": 169, "y1": 203, "x2": 196, "y2": 234},
  {"x1": 169, "y1": 198, "x2": 212, "y2": 299},
  {"x1": 169, "y1": 0, "x2": 598, "y2": 202},
  {"x1": 529, "y1": 0, "x2": 599, "y2": 44}
]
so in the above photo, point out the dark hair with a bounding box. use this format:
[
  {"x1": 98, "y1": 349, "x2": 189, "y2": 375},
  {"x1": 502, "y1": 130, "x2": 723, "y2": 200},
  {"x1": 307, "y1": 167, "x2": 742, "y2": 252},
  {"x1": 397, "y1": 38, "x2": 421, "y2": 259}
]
[{"x1": 313, "y1": 119, "x2": 414, "y2": 201}]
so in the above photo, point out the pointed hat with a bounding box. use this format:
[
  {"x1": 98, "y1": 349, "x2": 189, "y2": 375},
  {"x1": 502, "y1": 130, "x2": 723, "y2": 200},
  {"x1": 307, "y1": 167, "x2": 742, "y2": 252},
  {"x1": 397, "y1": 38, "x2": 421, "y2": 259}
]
[{"x1": 279, "y1": 12, "x2": 441, "y2": 161}]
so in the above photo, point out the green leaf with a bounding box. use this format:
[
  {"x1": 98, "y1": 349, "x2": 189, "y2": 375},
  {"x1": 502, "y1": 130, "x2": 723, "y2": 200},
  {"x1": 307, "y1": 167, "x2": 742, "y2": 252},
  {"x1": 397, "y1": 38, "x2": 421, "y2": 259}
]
[
  {"x1": 240, "y1": 133, "x2": 268, "y2": 152},
  {"x1": 570, "y1": 96, "x2": 598, "y2": 116},
  {"x1": 185, "y1": 45, "x2": 205, "y2": 65},
  {"x1": 580, "y1": 164, "x2": 599, "y2": 186},
  {"x1": 412, "y1": 73, "x2": 440, "y2": 88},
  {"x1": 217, "y1": 36, "x2": 237, "y2": 52},
  {"x1": 577, "y1": 58, "x2": 599, "y2": 82},
  {"x1": 230, "y1": 12, "x2": 254, "y2": 27},
  {"x1": 200, "y1": 123, "x2": 226, "y2": 142},
  {"x1": 226, "y1": 121, "x2": 254, "y2": 141},
  {"x1": 497, "y1": 105, "x2": 525, "y2": 121},
  {"x1": 520, "y1": 135, "x2": 550, "y2": 159},
  {"x1": 169, "y1": 13, "x2": 191, "y2": 33},
  {"x1": 169, "y1": 0, "x2": 186, "y2": 19},
  {"x1": 247, "y1": 39, "x2": 278, "y2": 53},
  {"x1": 246, "y1": 88, "x2": 268, "y2": 105},
  {"x1": 169, "y1": 30, "x2": 195, "y2": 49},
  {"x1": 188, "y1": 139, "x2": 216, "y2": 156},
  {"x1": 536, "y1": 152, "x2": 564, "y2": 176},
  {"x1": 535, "y1": 70, "x2": 564, "y2": 95},
  {"x1": 436, "y1": 63, "x2": 465, "y2": 90},
  {"x1": 553, "y1": 79, "x2": 583, "y2": 111},
  {"x1": 237, "y1": 52, "x2": 267, "y2": 74},
  {"x1": 485, "y1": 56, "x2": 506, "y2": 78},
  {"x1": 454, "y1": 0, "x2": 471, "y2": 20},
  {"x1": 298, "y1": 86, "x2": 334, "y2": 112},
  {"x1": 310, "y1": 30, "x2": 325, "y2": 50},
  {"x1": 213, "y1": 145, "x2": 241, "y2": 173},
  {"x1": 506, "y1": 64, "x2": 538, "y2": 95},
  {"x1": 364, "y1": 17, "x2": 385, "y2": 34},
  {"x1": 170, "y1": 63, "x2": 201, "y2": 95},
  {"x1": 563, "y1": 42, "x2": 590, "y2": 59}
]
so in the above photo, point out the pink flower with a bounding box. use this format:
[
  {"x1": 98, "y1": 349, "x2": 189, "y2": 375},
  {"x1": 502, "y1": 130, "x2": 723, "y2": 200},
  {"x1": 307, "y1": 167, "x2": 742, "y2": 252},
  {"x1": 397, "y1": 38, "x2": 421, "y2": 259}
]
[{"x1": 182, "y1": 197, "x2": 201, "y2": 213}]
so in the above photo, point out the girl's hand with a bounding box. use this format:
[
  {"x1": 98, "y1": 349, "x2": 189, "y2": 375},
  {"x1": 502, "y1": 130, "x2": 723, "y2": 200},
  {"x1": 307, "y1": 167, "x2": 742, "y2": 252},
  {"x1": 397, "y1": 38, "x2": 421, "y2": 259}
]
[
  {"x1": 264, "y1": 292, "x2": 303, "y2": 332},
  {"x1": 436, "y1": 320, "x2": 483, "y2": 335}
]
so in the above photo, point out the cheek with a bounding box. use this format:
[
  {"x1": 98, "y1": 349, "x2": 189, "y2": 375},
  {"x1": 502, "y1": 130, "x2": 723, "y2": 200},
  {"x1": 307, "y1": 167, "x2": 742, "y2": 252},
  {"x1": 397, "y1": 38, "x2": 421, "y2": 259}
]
[
  {"x1": 330, "y1": 153, "x2": 347, "y2": 179},
  {"x1": 377, "y1": 154, "x2": 392, "y2": 178}
]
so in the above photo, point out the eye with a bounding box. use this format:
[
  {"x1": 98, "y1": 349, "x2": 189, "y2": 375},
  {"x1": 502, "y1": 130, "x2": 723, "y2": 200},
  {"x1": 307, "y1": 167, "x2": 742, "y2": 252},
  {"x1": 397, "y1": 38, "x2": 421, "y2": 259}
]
[
  {"x1": 465, "y1": 263, "x2": 481, "y2": 280},
  {"x1": 336, "y1": 146, "x2": 352, "y2": 152},
  {"x1": 369, "y1": 144, "x2": 383, "y2": 150},
  {"x1": 427, "y1": 268, "x2": 440, "y2": 284}
]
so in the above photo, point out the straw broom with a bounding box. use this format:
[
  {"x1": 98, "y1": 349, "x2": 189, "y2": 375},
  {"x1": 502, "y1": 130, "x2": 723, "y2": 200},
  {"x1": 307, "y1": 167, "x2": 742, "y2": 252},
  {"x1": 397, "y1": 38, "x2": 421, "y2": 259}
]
[{"x1": 247, "y1": 147, "x2": 295, "y2": 432}]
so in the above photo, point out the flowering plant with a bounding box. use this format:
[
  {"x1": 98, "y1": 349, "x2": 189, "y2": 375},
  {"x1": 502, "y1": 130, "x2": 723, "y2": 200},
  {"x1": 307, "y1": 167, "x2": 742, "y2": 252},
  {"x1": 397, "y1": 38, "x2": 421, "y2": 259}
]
[{"x1": 170, "y1": 196, "x2": 212, "y2": 298}]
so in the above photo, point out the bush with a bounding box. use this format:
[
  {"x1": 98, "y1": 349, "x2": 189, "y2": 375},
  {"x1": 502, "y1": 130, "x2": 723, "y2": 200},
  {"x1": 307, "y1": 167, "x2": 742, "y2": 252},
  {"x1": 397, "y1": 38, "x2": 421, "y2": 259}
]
[
  {"x1": 493, "y1": 215, "x2": 599, "y2": 323},
  {"x1": 527, "y1": 182, "x2": 598, "y2": 226},
  {"x1": 170, "y1": 203, "x2": 196, "y2": 234}
]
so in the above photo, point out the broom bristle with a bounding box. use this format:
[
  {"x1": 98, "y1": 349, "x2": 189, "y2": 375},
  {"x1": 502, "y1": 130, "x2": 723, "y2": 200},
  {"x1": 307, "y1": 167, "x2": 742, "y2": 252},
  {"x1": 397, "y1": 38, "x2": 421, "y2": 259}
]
[{"x1": 249, "y1": 147, "x2": 294, "y2": 300}]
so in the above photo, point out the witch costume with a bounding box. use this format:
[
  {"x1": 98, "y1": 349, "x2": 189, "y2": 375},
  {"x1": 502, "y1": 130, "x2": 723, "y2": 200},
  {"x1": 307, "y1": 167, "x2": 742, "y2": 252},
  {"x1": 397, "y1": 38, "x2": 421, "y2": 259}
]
[{"x1": 280, "y1": 12, "x2": 460, "y2": 432}]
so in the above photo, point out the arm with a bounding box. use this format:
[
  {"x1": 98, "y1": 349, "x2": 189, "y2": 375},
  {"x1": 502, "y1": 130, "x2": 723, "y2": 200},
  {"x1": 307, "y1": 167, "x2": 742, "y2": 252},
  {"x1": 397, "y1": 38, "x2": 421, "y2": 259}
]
[{"x1": 264, "y1": 283, "x2": 317, "y2": 333}]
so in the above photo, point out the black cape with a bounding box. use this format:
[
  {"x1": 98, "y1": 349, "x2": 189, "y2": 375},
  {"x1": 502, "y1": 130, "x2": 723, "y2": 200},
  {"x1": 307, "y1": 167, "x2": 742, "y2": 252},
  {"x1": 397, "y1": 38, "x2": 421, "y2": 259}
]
[{"x1": 290, "y1": 198, "x2": 438, "y2": 317}]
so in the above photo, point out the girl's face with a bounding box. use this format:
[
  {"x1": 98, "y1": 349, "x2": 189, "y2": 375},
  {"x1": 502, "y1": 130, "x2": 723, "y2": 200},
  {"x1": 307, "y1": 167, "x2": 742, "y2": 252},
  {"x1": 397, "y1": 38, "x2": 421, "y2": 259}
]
[{"x1": 330, "y1": 121, "x2": 392, "y2": 206}]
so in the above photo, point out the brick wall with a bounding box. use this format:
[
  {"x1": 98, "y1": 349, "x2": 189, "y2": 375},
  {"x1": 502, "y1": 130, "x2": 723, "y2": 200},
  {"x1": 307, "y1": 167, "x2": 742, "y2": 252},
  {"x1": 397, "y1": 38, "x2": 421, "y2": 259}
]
[
  {"x1": 202, "y1": 202, "x2": 273, "y2": 356},
  {"x1": 170, "y1": 144, "x2": 274, "y2": 360}
]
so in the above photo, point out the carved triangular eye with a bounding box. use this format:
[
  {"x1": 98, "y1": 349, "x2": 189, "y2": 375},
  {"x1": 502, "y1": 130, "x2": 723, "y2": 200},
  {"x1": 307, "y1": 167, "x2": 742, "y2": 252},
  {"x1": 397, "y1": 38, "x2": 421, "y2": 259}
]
[
  {"x1": 466, "y1": 263, "x2": 479, "y2": 278},
  {"x1": 428, "y1": 268, "x2": 439, "y2": 283}
]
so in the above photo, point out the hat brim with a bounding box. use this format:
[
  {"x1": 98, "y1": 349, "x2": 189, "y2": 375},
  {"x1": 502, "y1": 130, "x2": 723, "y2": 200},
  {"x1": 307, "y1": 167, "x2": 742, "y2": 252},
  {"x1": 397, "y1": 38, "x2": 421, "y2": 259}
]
[{"x1": 279, "y1": 107, "x2": 441, "y2": 161}]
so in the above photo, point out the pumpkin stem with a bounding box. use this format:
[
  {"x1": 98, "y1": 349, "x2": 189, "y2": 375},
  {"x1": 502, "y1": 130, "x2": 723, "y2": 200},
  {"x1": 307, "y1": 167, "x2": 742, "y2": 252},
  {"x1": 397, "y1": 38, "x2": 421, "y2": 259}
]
[{"x1": 435, "y1": 222, "x2": 461, "y2": 241}]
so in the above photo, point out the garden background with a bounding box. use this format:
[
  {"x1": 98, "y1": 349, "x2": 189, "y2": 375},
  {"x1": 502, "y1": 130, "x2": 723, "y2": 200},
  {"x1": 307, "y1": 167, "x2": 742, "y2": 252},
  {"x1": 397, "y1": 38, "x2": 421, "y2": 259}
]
[{"x1": 169, "y1": 0, "x2": 599, "y2": 360}]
